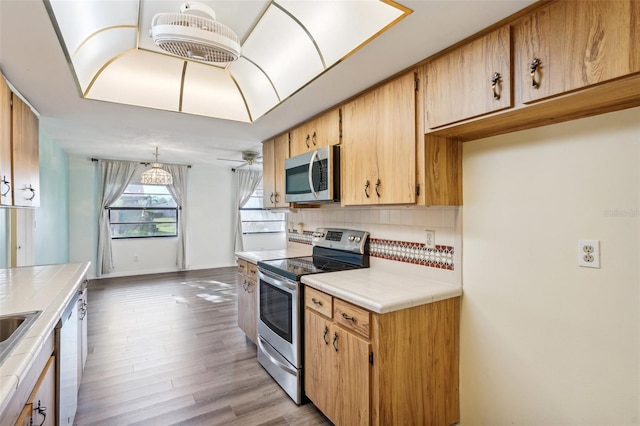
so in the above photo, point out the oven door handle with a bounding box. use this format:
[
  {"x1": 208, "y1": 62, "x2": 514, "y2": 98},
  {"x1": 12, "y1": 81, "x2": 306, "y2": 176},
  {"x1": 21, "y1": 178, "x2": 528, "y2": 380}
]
[
  {"x1": 258, "y1": 336, "x2": 297, "y2": 376},
  {"x1": 258, "y1": 268, "x2": 298, "y2": 292}
]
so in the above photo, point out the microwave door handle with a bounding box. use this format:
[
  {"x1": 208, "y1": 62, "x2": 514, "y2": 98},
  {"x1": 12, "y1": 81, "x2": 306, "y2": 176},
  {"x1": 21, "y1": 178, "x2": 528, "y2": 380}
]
[{"x1": 307, "y1": 150, "x2": 320, "y2": 199}]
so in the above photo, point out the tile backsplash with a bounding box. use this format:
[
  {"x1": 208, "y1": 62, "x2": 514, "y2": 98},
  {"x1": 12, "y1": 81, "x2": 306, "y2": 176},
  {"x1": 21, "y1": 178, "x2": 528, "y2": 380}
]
[{"x1": 287, "y1": 205, "x2": 462, "y2": 286}]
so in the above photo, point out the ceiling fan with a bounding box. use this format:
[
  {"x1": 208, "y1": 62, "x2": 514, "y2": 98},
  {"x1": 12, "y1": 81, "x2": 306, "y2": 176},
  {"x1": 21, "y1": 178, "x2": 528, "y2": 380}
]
[{"x1": 217, "y1": 150, "x2": 263, "y2": 167}]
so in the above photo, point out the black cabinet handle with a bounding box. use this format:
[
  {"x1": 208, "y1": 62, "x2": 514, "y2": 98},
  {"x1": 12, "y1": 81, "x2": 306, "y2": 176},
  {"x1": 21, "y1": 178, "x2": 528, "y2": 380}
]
[
  {"x1": 364, "y1": 180, "x2": 370, "y2": 198},
  {"x1": 491, "y1": 72, "x2": 501, "y2": 100},
  {"x1": 375, "y1": 179, "x2": 381, "y2": 197},
  {"x1": 323, "y1": 325, "x2": 329, "y2": 345},
  {"x1": 341, "y1": 312, "x2": 357, "y2": 323},
  {"x1": 530, "y1": 58, "x2": 541, "y2": 88},
  {"x1": 312, "y1": 298, "x2": 323, "y2": 306},
  {"x1": 332, "y1": 331, "x2": 339, "y2": 352}
]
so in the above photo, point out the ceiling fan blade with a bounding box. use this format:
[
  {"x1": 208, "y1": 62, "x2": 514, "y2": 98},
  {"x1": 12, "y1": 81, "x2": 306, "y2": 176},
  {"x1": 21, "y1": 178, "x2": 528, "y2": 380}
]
[{"x1": 217, "y1": 157, "x2": 245, "y2": 163}]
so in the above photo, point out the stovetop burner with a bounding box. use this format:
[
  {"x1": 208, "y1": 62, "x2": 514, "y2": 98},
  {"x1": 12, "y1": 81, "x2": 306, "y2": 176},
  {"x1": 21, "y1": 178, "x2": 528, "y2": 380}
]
[{"x1": 257, "y1": 228, "x2": 370, "y2": 282}]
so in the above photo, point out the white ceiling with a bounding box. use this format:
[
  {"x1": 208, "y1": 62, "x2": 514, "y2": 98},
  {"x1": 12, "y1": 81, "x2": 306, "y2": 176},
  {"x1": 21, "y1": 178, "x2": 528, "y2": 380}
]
[{"x1": 0, "y1": 0, "x2": 537, "y2": 168}]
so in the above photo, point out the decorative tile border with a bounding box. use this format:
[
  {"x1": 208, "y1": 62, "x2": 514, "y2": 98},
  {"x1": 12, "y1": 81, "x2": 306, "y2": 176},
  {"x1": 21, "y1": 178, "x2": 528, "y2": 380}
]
[
  {"x1": 287, "y1": 233, "x2": 455, "y2": 270},
  {"x1": 369, "y1": 238, "x2": 454, "y2": 270}
]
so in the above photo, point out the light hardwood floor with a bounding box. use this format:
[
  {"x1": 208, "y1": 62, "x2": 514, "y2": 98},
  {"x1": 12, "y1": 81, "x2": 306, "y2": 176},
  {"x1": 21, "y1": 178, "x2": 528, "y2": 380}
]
[{"x1": 75, "y1": 268, "x2": 330, "y2": 426}]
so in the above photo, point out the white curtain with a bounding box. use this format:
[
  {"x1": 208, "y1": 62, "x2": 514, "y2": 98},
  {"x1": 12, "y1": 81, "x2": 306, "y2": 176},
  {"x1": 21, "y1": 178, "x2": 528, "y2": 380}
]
[
  {"x1": 96, "y1": 160, "x2": 142, "y2": 276},
  {"x1": 233, "y1": 168, "x2": 262, "y2": 252},
  {"x1": 164, "y1": 164, "x2": 189, "y2": 270}
]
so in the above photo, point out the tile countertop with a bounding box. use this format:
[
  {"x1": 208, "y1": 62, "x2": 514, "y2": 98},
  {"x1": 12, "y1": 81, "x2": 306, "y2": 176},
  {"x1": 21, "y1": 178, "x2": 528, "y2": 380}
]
[
  {"x1": 302, "y1": 259, "x2": 462, "y2": 314},
  {"x1": 235, "y1": 245, "x2": 313, "y2": 264},
  {"x1": 0, "y1": 262, "x2": 91, "y2": 417}
]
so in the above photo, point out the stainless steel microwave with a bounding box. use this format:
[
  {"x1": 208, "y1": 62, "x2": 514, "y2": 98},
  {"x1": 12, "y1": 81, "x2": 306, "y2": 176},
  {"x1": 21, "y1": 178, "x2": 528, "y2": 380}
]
[{"x1": 284, "y1": 145, "x2": 340, "y2": 203}]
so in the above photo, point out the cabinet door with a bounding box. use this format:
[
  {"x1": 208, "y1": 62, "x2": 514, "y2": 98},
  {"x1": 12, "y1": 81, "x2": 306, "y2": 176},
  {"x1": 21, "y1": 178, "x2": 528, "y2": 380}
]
[
  {"x1": 262, "y1": 139, "x2": 276, "y2": 208},
  {"x1": 312, "y1": 108, "x2": 341, "y2": 151},
  {"x1": 343, "y1": 72, "x2": 417, "y2": 206},
  {"x1": 342, "y1": 92, "x2": 378, "y2": 205},
  {"x1": 237, "y1": 273, "x2": 257, "y2": 343},
  {"x1": 515, "y1": 0, "x2": 640, "y2": 104},
  {"x1": 273, "y1": 133, "x2": 289, "y2": 208},
  {"x1": 304, "y1": 309, "x2": 337, "y2": 420},
  {"x1": 0, "y1": 76, "x2": 12, "y2": 206},
  {"x1": 20, "y1": 356, "x2": 56, "y2": 426},
  {"x1": 425, "y1": 25, "x2": 512, "y2": 129},
  {"x1": 290, "y1": 108, "x2": 341, "y2": 158},
  {"x1": 373, "y1": 72, "x2": 416, "y2": 205},
  {"x1": 289, "y1": 122, "x2": 311, "y2": 158},
  {"x1": 333, "y1": 325, "x2": 370, "y2": 426},
  {"x1": 11, "y1": 93, "x2": 39, "y2": 207}
]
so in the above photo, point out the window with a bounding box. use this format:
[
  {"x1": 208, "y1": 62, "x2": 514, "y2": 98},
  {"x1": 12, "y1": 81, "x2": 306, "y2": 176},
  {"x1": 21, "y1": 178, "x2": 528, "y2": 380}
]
[
  {"x1": 108, "y1": 182, "x2": 178, "y2": 239},
  {"x1": 240, "y1": 188, "x2": 286, "y2": 234}
]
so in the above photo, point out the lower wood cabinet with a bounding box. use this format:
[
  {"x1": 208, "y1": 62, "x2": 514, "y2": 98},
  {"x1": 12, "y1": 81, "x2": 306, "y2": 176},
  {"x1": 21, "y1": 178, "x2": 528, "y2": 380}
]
[
  {"x1": 237, "y1": 259, "x2": 258, "y2": 343},
  {"x1": 15, "y1": 356, "x2": 56, "y2": 426},
  {"x1": 304, "y1": 286, "x2": 460, "y2": 425}
]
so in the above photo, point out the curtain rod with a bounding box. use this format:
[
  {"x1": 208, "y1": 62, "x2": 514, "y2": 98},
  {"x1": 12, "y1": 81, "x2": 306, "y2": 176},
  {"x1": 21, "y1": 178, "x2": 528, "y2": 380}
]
[{"x1": 90, "y1": 157, "x2": 192, "y2": 168}]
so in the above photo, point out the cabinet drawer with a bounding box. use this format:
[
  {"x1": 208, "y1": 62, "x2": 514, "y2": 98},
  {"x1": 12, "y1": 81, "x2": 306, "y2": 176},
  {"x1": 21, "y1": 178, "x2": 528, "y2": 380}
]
[
  {"x1": 334, "y1": 298, "x2": 370, "y2": 339},
  {"x1": 247, "y1": 262, "x2": 258, "y2": 280},
  {"x1": 305, "y1": 287, "x2": 333, "y2": 318},
  {"x1": 237, "y1": 259, "x2": 248, "y2": 275}
]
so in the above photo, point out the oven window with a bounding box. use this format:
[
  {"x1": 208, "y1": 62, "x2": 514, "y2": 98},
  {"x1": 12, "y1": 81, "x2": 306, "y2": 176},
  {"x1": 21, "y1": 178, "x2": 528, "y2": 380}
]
[{"x1": 260, "y1": 280, "x2": 293, "y2": 343}]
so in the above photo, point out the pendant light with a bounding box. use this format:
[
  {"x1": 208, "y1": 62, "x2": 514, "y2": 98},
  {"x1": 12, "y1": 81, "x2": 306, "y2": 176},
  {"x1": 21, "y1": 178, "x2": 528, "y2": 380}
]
[{"x1": 141, "y1": 147, "x2": 173, "y2": 185}]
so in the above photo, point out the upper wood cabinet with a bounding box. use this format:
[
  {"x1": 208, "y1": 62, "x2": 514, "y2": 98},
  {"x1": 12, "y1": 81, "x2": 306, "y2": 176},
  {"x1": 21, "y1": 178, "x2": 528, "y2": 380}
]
[
  {"x1": 262, "y1": 132, "x2": 289, "y2": 208},
  {"x1": 514, "y1": 0, "x2": 640, "y2": 105},
  {"x1": 1, "y1": 74, "x2": 39, "y2": 208},
  {"x1": 425, "y1": 25, "x2": 512, "y2": 129},
  {"x1": 0, "y1": 76, "x2": 12, "y2": 206},
  {"x1": 342, "y1": 72, "x2": 416, "y2": 206},
  {"x1": 11, "y1": 93, "x2": 40, "y2": 207},
  {"x1": 289, "y1": 108, "x2": 341, "y2": 158}
]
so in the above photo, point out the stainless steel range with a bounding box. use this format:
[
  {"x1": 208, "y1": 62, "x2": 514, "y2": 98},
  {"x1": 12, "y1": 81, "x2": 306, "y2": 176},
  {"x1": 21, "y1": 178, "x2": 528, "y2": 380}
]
[{"x1": 256, "y1": 228, "x2": 370, "y2": 404}]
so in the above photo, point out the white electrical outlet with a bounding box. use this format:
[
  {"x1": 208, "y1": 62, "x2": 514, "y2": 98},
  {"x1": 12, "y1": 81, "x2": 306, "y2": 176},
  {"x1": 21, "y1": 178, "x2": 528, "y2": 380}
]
[
  {"x1": 425, "y1": 230, "x2": 435, "y2": 249},
  {"x1": 578, "y1": 240, "x2": 600, "y2": 268}
]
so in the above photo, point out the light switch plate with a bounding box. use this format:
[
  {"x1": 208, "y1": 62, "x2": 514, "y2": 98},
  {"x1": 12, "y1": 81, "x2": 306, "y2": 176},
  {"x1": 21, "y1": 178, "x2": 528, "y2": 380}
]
[{"x1": 578, "y1": 240, "x2": 600, "y2": 268}]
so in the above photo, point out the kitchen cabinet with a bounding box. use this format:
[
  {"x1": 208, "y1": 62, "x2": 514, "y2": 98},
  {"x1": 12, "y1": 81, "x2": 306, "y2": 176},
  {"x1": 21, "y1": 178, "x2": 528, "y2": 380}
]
[
  {"x1": 342, "y1": 72, "x2": 416, "y2": 205},
  {"x1": 11, "y1": 91, "x2": 39, "y2": 208},
  {"x1": 289, "y1": 108, "x2": 341, "y2": 158},
  {"x1": 305, "y1": 288, "x2": 370, "y2": 425},
  {"x1": 1, "y1": 76, "x2": 12, "y2": 206},
  {"x1": 425, "y1": 0, "x2": 640, "y2": 142},
  {"x1": 15, "y1": 356, "x2": 56, "y2": 426},
  {"x1": 236, "y1": 258, "x2": 257, "y2": 343},
  {"x1": 425, "y1": 25, "x2": 512, "y2": 129},
  {"x1": 304, "y1": 286, "x2": 460, "y2": 425},
  {"x1": 514, "y1": 0, "x2": 640, "y2": 105},
  {"x1": 262, "y1": 133, "x2": 289, "y2": 209}
]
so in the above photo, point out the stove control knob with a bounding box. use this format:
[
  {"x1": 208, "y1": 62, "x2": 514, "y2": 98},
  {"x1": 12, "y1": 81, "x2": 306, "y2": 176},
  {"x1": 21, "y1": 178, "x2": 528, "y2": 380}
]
[
  {"x1": 354, "y1": 236, "x2": 361, "y2": 243},
  {"x1": 314, "y1": 232, "x2": 324, "y2": 238},
  {"x1": 348, "y1": 235, "x2": 355, "y2": 242}
]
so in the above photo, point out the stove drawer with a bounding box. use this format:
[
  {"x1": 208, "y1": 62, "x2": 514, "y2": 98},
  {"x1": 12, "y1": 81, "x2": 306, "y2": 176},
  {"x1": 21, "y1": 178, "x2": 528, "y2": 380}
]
[
  {"x1": 305, "y1": 287, "x2": 333, "y2": 319},
  {"x1": 334, "y1": 298, "x2": 370, "y2": 339}
]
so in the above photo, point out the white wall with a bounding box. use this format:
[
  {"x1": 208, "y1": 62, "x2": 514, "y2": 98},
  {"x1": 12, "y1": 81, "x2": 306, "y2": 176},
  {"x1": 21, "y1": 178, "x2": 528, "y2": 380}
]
[
  {"x1": 242, "y1": 232, "x2": 286, "y2": 251},
  {"x1": 68, "y1": 157, "x2": 237, "y2": 278},
  {"x1": 68, "y1": 156, "x2": 98, "y2": 276},
  {"x1": 461, "y1": 107, "x2": 640, "y2": 425}
]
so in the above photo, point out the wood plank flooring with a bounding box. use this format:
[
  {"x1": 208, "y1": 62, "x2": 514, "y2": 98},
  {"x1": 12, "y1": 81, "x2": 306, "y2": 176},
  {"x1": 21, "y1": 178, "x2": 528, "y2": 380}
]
[{"x1": 75, "y1": 268, "x2": 330, "y2": 426}]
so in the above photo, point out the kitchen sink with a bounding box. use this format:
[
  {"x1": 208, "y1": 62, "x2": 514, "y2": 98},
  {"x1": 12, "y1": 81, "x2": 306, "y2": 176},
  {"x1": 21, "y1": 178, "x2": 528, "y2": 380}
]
[{"x1": 0, "y1": 311, "x2": 42, "y2": 364}]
